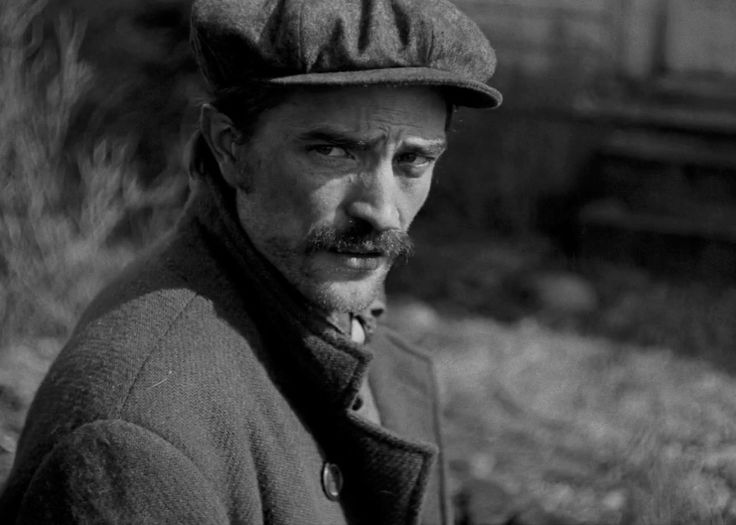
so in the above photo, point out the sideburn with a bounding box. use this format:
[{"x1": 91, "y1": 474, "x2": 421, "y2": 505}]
[{"x1": 235, "y1": 147, "x2": 260, "y2": 194}]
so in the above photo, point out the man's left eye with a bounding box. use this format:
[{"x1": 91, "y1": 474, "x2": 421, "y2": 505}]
[
  {"x1": 311, "y1": 145, "x2": 350, "y2": 158},
  {"x1": 396, "y1": 152, "x2": 433, "y2": 168}
]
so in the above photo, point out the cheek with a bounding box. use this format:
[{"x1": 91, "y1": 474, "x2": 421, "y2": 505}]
[
  {"x1": 254, "y1": 165, "x2": 347, "y2": 235},
  {"x1": 398, "y1": 176, "x2": 433, "y2": 226}
]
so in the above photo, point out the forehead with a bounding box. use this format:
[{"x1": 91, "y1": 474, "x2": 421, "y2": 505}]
[{"x1": 256, "y1": 85, "x2": 449, "y2": 141}]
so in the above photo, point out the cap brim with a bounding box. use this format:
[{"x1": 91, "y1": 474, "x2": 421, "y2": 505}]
[{"x1": 265, "y1": 67, "x2": 502, "y2": 109}]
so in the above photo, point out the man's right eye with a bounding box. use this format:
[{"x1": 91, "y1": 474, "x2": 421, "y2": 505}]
[{"x1": 310, "y1": 145, "x2": 350, "y2": 158}]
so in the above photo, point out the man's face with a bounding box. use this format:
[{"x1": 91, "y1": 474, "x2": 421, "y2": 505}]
[{"x1": 231, "y1": 85, "x2": 448, "y2": 314}]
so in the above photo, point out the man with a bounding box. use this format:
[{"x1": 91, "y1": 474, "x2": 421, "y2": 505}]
[{"x1": 0, "y1": 0, "x2": 501, "y2": 523}]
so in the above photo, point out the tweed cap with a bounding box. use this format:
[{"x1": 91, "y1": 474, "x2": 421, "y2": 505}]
[{"x1": 190, "y1": 0, "x2": 502, "y2": 108}]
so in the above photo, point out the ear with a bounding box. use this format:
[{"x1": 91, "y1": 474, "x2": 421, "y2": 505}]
[{"x1": 200, "y1": 104, "x2": 246, "y2": 190}]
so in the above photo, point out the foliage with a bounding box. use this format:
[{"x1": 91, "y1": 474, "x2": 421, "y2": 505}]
[
  {"x1": 0, "y1": 0, "x2": 185, "y2": 482},
  {"x1": 0, "y1": 0, "x2": 180, "y2": 347}
]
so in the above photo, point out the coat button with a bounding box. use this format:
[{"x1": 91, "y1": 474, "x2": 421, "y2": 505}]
[{"x1": 321, "y1": 462, "x2": 343, "y2": 501}]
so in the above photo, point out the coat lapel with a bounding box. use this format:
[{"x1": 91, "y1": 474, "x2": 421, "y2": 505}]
[{"x1": 367, "y1": 329, "x2": 450, "y2": 525}]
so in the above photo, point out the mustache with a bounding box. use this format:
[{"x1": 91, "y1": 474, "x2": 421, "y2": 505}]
[{"x1": 305, "y1": 223, "x2": 414, "y2": 260}]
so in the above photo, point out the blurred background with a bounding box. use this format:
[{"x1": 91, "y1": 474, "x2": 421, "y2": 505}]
[{"x1": 2, "y1": 0, "x2": 736, "y2": 523}]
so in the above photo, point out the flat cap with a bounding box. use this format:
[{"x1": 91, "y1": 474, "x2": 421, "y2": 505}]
[{"x1": 190, "y1": 0, "x2": 502, "y2": 108}]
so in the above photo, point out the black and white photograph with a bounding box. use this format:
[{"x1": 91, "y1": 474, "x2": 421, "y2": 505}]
[{"x1": 1, "y1": 0, "x2": 736, "y2": 523}]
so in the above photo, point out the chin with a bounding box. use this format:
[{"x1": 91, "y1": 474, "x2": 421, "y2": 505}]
[{"x1": 305, "y1": 277, "x2": 385, "y2": 314}]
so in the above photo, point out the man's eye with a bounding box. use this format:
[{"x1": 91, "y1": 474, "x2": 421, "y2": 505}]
[
  {"x1": 396, "y1": 152, "x2": 433, "y2": 168},
  {"x1": 311, "y1": 145, "x2": 350, "y2": 158}
]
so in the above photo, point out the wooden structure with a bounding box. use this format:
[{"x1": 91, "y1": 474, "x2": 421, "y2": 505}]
[
  {"x1": 459, "y1": 0, "x2": 736, "y2": 85},
  {"x1": 458, "y1": 0, "x2": 736, "y2": 279}
]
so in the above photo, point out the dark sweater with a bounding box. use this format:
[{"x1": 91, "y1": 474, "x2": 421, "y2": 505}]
[{"x1": 0, "y1": 172, "x2": 450, "y2": 524}]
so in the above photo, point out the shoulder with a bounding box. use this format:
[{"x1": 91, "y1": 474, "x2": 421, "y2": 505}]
[
  {"x1": 12, "y1": 419, "x2": 229, "y2": 524},
  {"x1": 18, "y1": 226, "x2": 264, "y2": 462},
  {"x1": 40, "y1": 239, "x2": 214, "y2": 413}
]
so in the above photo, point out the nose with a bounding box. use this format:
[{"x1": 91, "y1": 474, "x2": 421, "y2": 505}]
[{"x1": 345, "y1": 161, "x2": 400, "y2": 231}]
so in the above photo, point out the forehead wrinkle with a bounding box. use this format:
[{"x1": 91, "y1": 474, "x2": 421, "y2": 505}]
[
  {"x1": 267, "y1": 87, "x2": 448, "y2": 150},
  {"x1": 295, "y1": 122, "x2": 446, "y2": 152},
  {"x1": 295, "y1": 125, "x2": 386, "y2": 149}
]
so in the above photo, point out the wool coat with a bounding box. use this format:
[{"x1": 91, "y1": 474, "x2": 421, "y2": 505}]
[{"x1": 0, "y1": 170, "x2": 451, "y2": 525}]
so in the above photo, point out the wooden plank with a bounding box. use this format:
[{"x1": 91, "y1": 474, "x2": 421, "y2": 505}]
[
  {"x1": 455, "y1": 0, "x2": 616, "y2": 74},
  {"x1": 616, "y1": 0, "x2": 667, "y2": 79},
  {"x1": 461, "y1": 3, "x2": 608, "y2": 31},
  {"x1": 476, "y1": 13, "x2": 610, "y2": 51},
  {"x1": 458, "y1": 0, "x2": 609, "y2": 17},
  {"x1": 654, "y1": 75, "x2": 736, "y2": 104},
  {"x1": 493, "y1": 48, "x2": 556, "y2": 74},
  {"x1": 580, "y1": 201, "x2": 736, "y2": 243},
  {"x1": 572, "y1": 98, "x2": 736, "y2": 135},
  {"x1": 665, "y1": 0, "x2": 736, "y2": 77},
  {"x1": 599, "y1": 131, "x2": 736, "y2": 171}
]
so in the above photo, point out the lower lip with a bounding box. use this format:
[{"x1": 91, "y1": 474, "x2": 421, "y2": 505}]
[{"x1": 315, "y1": 251, "x2": 385, "y2": 273}]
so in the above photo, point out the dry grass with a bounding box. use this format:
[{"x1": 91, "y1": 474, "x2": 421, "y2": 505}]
[
  {"x1": 0, "y1": 0, "x2": 139, "y2": 344},
  {"x1": 389, "y1": 299, "x2": 736, "y2": 524}
]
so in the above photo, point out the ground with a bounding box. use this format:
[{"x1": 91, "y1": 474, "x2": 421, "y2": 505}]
[
  {"x1": 384, "y1": 234, "x2": 736, "y2": 525},
  {"x1": 389, "y1": 300, "x2": 736, "y2": 524}
]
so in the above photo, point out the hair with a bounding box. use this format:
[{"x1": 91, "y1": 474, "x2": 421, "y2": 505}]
[
  {"x1": 188, "y1": 84, "x2": 292, "y2": 178},
  {"x1": 188, "y1": 84, "x2": 455, "y2": 178}
]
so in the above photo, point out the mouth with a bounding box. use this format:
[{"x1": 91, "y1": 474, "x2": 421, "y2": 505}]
[
  {"x1": 329, "y1": 248, "x2": 384, "y2": 258},
  {"x1": 319, "y1": 248, "x2": 386, "y2": 272}
]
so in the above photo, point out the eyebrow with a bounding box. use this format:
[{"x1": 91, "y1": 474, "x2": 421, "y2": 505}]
[
  {"x1": 296, "y1": 127, "x2": 447, "y2": 155},
  {"x1": 297, "y1": 129, "x2": 372, "y2": 149},
  {"x1": 403, "y1": 138, "x2": 448, "y2": 157}
]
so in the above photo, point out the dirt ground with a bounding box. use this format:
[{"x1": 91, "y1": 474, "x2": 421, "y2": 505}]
[
  {"x1": 388, "y1": 299, "x2": 736, "y2": 524},
  {"x1": 383, "y1": 235, "x2": 736, "y2": 525}
]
